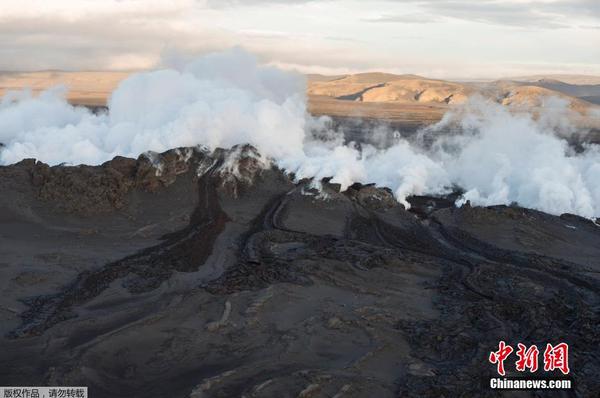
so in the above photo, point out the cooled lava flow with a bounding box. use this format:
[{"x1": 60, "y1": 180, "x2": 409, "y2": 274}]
[{"x1": 0, "y1": 146, "x2": 598, "y2": 397}]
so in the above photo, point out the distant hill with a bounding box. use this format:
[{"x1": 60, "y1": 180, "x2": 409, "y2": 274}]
[
  {"x1": 506, "y1": 79, "x2": 600, "y2": 105},
  {"x1": 0, "y1": 71, "x2": 128, "y2": 106},
  {"x1": 1, "y1": 70, "x2": 599, "y2": 130},
  {"x1": 507, "y1": 74, "x2": 600, "y2": 85},
  {"x1": 308, "y1": 72, "x2": 600, "y2": 131},
  {"x1": 308, "y1": 73, "x2": 468, "y2": 104},
  {"x1": 581, "y1": 96, "x2": 600, "y2": 104},
  {"x1": 309, "y1": 72, "x2": 599, "y2": 111}
]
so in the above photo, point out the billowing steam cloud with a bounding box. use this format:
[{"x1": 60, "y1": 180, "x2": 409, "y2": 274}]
[
  {"x1": 1, "y1": 49, "x2": 599, "y2": 218},
  {"x1": 0, "y1": 49, "x2": 306, "y2": 165}
]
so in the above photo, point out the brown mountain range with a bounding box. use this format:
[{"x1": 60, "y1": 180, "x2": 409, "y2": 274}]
[{"x1": 1, "y1": 71, "x2": 599, "y2": 130}]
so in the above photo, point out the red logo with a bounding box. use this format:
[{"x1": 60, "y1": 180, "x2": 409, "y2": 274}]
[
  {"x1": 543, "y1": 343, "x2": 570, "y2": 375},
  {"x1": 489, "y1": 340, "x2": 513, "y2": 376},
  {"x1": 489, "y1": 342, "x2": 569, "y2": 375},
  {"x1": 515, "y1": 343, "x2": 539, "y2": 372}
]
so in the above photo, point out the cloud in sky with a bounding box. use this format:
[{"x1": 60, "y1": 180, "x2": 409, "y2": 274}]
[
  {"x1": 0, "y1": 0, "x2": 599, "y2": 78},
  {"x1": 397, "y1": 0, "x2": 600, "y2": 29},
  {"x1": 201, "y1": 0, "x2": 328, "y2": 6},
  {"x1": 363, "y1": 13, "x2": 440, "y2": 24}
]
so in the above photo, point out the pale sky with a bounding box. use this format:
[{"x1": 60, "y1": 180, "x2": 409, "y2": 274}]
[{"x1": 1, "y1": 0, "x2": 599, "y2": 78}]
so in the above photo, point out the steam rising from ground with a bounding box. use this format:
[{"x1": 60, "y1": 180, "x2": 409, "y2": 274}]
[{"x1": 1, "y1": 49, "x2": 599, "y2": 218}]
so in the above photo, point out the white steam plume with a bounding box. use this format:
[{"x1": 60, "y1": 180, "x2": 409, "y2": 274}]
[
  {"x1": 1, "y1": 48, "x2": 599, "y2": 218},
  {"x1": 0, "y1": 49, "x2": 306, "y2": 165}
]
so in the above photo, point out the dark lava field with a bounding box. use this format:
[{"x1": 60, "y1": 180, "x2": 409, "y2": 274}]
[{"x1": 0, "y1": 146, "x2": 598, "y2": 397}]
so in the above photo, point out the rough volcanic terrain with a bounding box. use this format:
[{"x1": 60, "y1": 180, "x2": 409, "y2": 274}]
[{"x1": 0, "y1": 146, "x2": 598, "y2": 397}]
